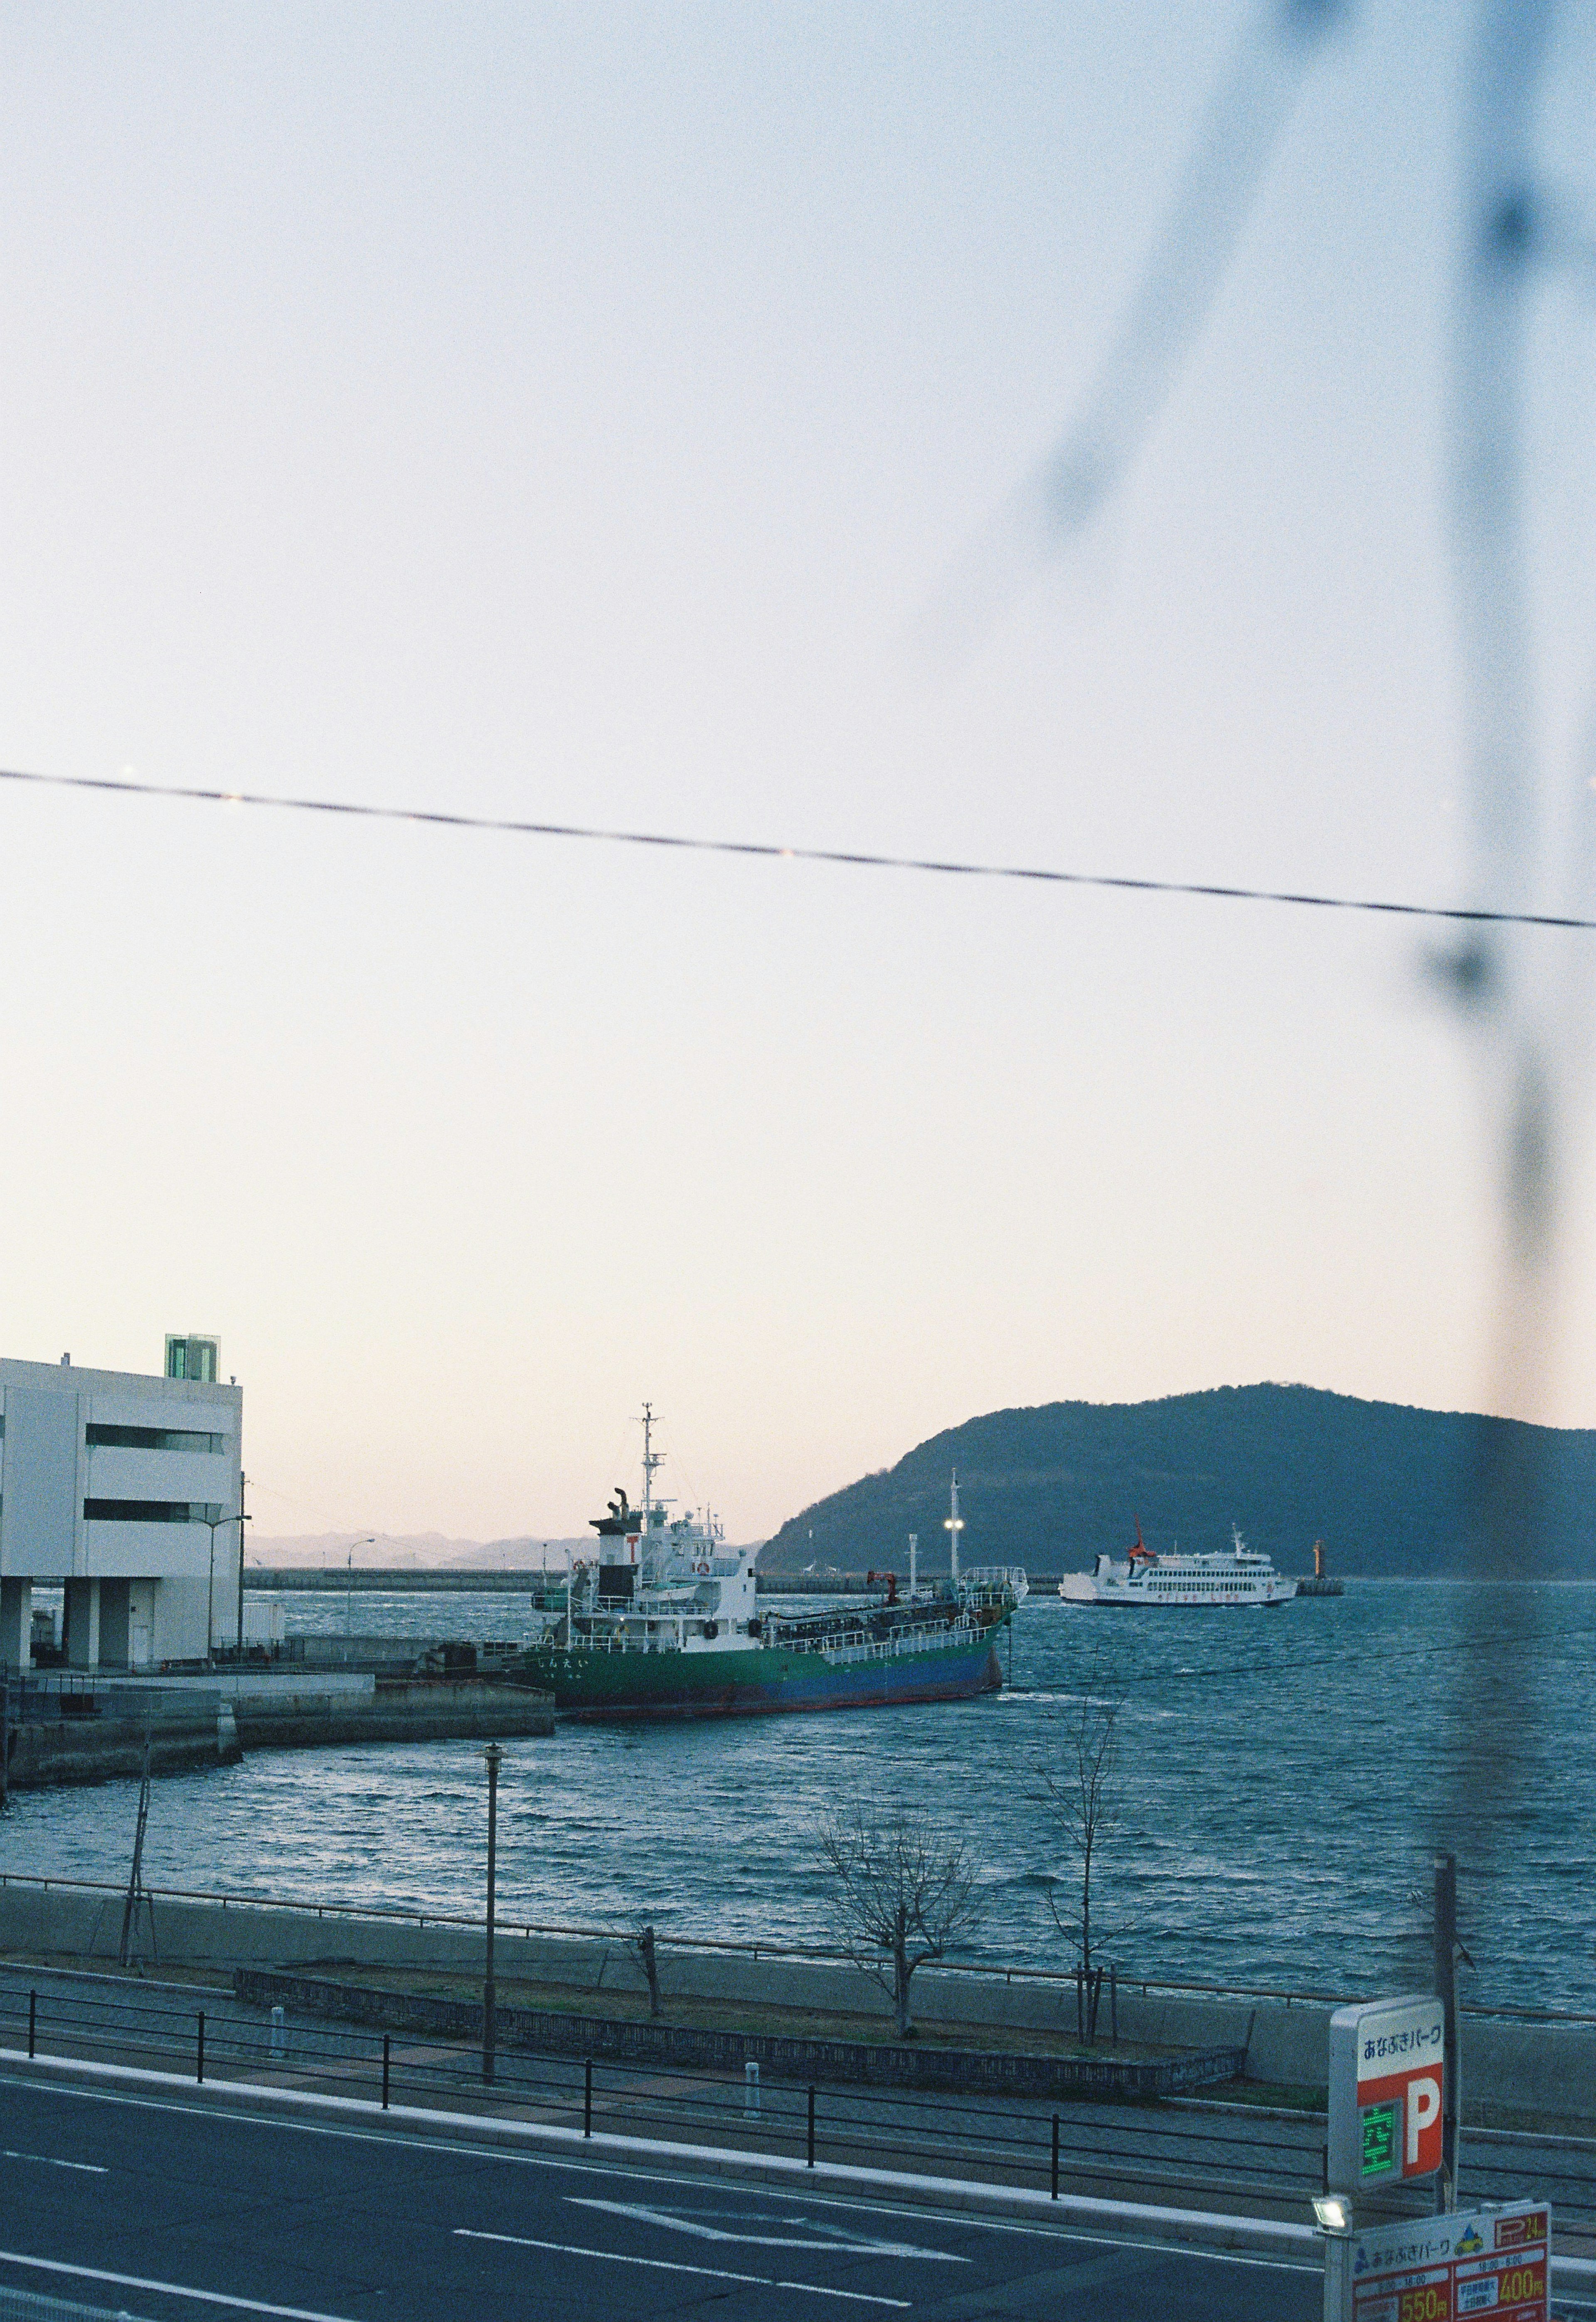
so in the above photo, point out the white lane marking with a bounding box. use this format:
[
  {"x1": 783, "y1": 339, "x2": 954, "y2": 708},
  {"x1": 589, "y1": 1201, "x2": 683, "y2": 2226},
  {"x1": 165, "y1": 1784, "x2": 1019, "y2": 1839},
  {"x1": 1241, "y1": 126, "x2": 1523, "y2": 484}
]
[
  {"x1": 0, "y1": 2068, "x2": 1334, "y2": 2273},
  {"x1": 569, "y1": 2194, "x2": 967, "y2": 2260},
  {"x1": 0, "y1": 2148, "x2": 107, "y2": 2174},
  {"x1": 0, "y1": 2071, "x2": 1329, "y2": 2248},
  {"x1": 455, "y1": 2227, "x2": 912, "y2": 2307},
  {"x1": 0, "y1": 2249, "x2": 359, "y2": 2321}
]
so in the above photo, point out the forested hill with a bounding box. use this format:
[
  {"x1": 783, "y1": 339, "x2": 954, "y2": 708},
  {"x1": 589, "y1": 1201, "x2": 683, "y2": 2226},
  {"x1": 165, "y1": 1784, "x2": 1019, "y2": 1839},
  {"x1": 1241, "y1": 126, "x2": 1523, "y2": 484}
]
[{"x1": 757, "y1": 1386, "x2": 1596, "y2": 1579}]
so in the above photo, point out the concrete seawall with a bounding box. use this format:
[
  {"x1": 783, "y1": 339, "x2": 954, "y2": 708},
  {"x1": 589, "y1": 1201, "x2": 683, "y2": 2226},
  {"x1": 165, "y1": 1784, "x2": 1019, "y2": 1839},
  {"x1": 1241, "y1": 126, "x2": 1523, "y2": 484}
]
[
  {"x1": 230, "y1": 1679, "x2": 554, "y2": 1751},
  {"x1": 0, "y1": 1880, "x2": 1588, "y2": 2122},
  {"x1": 10, "y1": 1716, "x2": 237, "y2": 1787},
  {"x1": 5, "y1": 1678, "x2": 552, "y2": 1787}
]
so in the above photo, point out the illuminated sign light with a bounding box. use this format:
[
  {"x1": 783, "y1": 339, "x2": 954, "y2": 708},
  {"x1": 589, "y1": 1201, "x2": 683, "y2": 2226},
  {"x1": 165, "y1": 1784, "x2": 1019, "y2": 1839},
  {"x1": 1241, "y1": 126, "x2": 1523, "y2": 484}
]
[{"x1": 1360, "y1": 2103, "x2": 1397, "y2": 2180}]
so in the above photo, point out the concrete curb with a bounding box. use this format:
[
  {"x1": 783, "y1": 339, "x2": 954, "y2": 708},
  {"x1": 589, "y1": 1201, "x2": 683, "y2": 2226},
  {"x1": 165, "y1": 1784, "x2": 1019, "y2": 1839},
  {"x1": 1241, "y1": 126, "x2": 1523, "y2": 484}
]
[
  {"x1": 0, "y1": 2043, "x2": 1318, "y2": 2255},
  {"x1": 5, "y1": 2045, "x2": 1591, "y2": 2285}
]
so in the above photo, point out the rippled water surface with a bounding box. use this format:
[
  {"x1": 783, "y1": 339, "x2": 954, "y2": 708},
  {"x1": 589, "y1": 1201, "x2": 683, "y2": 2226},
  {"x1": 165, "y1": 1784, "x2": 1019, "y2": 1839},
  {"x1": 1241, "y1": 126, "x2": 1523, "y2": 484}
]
[{"x1": 5, "y1": 1583, "x2": 1592, "y2": 2012}]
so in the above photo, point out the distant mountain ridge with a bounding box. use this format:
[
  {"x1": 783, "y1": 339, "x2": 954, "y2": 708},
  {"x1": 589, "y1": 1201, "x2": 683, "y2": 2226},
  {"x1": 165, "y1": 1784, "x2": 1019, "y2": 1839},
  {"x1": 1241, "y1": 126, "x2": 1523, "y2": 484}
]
[
  {"x1": 249, "y1": 1533, "x2": 591, "y2": 1570},
  {"x1": 756, "y1": 1385, "x2": 1596, "y2": 1579}
]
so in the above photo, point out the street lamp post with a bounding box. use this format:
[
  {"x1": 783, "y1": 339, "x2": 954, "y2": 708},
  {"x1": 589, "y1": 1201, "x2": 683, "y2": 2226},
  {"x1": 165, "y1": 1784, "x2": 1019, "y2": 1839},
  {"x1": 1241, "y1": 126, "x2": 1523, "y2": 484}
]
[
  {"x1": 344, "y1": 1537, "x2": 376, "y2": 1640},
  {"x1": 200, "y1": 1506, "x2": 249, "y2": 1663},
  {"x1": 482, "y1": 1741, "x2": 504, "y2": 2085},
  {"x1": 235, "y1": 1471, "x2": 249, "y2": 1656}
]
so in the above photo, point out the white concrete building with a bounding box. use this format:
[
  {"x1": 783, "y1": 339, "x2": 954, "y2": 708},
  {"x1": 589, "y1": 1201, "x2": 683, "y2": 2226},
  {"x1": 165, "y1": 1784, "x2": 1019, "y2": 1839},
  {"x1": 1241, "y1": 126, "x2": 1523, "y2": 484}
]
[{"x1": 0, "y1": 1340, "x2": 243, "y2": 1672}]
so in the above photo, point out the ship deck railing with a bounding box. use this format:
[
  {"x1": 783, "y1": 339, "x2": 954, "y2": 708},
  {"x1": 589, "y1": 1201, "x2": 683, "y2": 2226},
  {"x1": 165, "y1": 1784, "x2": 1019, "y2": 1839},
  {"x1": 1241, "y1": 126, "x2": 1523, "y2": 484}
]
[
  {"x1": 564, "y1": 1617, "x2": 988, "y2": 1662},
  {"x1": 962, "y1": 1565, "x2": 1028, "y2": 1599},
  {"x1": 792, "y1": 1618, "x2": 982, "y2": 1665}
]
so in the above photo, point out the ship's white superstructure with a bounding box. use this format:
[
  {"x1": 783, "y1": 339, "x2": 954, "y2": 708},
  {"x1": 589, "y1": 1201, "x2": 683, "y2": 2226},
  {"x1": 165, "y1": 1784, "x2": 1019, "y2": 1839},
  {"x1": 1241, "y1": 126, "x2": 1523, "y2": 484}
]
[
  {"x1": 1059, "y1": 1524, "x2": 1296, "y2": 1608},
  {"x1": 551, "y1": 1417, "x2": 1022, "y2": 1662},
  {"x1": 525, "y1": 1421, "x2": 1022, "y2": 1717}
]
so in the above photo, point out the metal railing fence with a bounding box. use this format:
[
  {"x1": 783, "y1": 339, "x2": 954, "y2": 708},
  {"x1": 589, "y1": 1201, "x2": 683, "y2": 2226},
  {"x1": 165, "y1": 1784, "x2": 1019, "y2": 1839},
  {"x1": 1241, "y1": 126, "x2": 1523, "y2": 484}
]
[{"x1": 0, "y1": 1978, "x2": 1588, "y2": 2237}]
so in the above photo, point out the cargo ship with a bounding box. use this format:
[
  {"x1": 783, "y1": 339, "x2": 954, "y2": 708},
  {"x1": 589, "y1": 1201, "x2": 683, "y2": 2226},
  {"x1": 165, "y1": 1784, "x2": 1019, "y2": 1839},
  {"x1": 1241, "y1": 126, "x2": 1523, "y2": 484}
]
[{"x1": 517, "y1": 1413, "x2": 1026, "y2": 1720}]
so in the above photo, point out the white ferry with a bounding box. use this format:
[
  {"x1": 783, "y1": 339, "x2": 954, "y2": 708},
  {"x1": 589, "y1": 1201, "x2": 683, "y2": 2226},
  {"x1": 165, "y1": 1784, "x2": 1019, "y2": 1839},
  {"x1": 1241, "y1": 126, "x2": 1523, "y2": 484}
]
[{"x1": 1058, "y1": 1522, "x2": 1297, "y2": 1608}]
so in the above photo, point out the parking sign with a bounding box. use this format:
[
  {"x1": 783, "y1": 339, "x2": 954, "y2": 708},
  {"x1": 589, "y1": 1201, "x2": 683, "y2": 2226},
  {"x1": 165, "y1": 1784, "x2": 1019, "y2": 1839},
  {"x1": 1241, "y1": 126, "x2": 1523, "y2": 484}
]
[
  {"x1": 1338, "y1": 2202, "x2": 1549, "y2": 2322},
  {"x1": 1328, "y1": 1995, "x2": 1446, "y2": 2191}
]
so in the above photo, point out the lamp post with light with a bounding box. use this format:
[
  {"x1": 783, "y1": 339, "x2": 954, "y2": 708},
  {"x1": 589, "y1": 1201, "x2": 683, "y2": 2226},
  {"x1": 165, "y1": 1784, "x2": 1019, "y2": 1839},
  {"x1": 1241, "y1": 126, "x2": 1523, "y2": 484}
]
[
  {"x1": 1313, "y1": 2195, "x2": 1355, "y2": 2320},
  {"x1": 482, "y1": 1741, "x2": 504, "y2": 2084},
  {"x1": 344, "y1": 1537, "x2": 376, "y2": 1639},
  {"x1": 943, "y1": 1470, "x2": 964, "y2": 1584},
  {"x1": 200, "y1": 1505, "x2": 250, "y2": 1662}
]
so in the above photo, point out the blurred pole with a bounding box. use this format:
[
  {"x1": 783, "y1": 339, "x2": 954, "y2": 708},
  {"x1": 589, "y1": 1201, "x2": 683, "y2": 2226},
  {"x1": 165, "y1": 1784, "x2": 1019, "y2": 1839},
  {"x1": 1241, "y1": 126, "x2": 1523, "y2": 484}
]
[
  {"x1": 1441, "y1": 0, "x2": 1562, "y2": 1864},
  {"x1": 1434, "y1": 1852, "x2": 1460, "y2": 2213},
  {"x1": 483, "y1": 1741, "x2": 503, "y2": 2085}
]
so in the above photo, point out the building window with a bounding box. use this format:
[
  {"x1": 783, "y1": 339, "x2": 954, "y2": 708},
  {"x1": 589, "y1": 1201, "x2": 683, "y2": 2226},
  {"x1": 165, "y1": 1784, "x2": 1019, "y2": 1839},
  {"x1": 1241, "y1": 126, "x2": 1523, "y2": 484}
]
[
  {"x1": 84, "y1": 1499, "x2": 224, "y2": 1524},
  {"x1": 86, "y1": 1424, "x2": 224, "y2": 1453},
  {"x1": 165, "y1": 1336, "x2": 219, "y2": 1382}
]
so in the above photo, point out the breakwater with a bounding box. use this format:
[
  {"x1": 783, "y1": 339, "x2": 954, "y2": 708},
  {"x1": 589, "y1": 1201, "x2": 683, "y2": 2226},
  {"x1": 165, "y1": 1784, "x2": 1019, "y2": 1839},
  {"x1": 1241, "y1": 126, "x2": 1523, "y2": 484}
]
[
  {"x1": 246, "y1": 1568, "x2": 1020, "y2": 1596},
  {"x1": 247, "y1": 1568, "x2": 557, "y2": 1593}
]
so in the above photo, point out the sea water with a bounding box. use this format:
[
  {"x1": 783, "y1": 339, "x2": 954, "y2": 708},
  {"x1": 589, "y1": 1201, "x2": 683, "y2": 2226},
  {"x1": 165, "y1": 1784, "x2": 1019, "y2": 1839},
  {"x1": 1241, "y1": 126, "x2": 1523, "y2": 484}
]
[{"x1": 3, "y1": 1582, "x2": 1591, "y2": 2014}]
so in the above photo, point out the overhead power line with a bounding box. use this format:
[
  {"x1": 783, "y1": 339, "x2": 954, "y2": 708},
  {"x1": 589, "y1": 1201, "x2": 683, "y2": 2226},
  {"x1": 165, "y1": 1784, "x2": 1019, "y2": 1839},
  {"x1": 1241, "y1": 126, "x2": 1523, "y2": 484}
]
[{"x1": 0, "y1": 761, "x2": 1591, "y2": 933}]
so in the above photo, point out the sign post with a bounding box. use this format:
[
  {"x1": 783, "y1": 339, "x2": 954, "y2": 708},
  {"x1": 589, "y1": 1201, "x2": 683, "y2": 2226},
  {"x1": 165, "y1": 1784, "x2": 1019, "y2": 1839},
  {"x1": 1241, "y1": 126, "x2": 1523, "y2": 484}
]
[
  {"x1": 1323, "y1": 2200, "x2": 1549, "y2": 2322},
  {"x1": 1328, "y1": 1995, "x2": 1447, "y2": 2196},
  {"x1": 1433, "y1": 1852, "x2": 1460, "y2": 2210},
  {"x1": 1322, "y1": 1995, "x2": 1548, "y2": 2322}
]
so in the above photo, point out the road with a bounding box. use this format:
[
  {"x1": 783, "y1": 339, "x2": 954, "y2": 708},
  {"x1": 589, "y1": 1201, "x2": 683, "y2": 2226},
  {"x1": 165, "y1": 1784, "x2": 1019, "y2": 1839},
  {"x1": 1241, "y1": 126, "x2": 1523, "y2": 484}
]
[
  {"x1": 3, "y1": 1965, "x2": 1591, "y2": 2241},
  {"x1": 0, "y1": 2069, "x2": 1324, "y2": 2321}
]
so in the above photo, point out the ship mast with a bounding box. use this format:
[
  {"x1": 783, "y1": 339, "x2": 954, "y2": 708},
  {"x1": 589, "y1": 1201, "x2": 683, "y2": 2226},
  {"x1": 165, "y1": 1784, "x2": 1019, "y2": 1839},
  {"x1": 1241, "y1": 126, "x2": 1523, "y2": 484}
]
[
  {"x1": 640, "y1": 1403, "x2": 664, "y2": 1530},
  {"x1": 944, "y1": 1469, "x2": 963, "y2": 1585}
]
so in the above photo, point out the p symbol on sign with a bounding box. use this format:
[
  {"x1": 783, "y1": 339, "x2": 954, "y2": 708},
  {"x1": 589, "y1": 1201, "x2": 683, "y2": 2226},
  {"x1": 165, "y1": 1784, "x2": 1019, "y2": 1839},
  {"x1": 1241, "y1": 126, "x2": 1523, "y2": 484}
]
[{"x1": 1407, "y1": 2075, "x2": 1441, "y2": 2167}]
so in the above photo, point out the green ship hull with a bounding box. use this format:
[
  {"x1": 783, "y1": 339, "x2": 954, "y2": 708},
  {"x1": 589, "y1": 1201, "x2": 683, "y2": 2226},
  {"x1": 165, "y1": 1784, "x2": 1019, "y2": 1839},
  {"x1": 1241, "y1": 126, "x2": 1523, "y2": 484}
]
[{"x1": 520, "y1": 1626, "x2": 1005, "y2": 1721}]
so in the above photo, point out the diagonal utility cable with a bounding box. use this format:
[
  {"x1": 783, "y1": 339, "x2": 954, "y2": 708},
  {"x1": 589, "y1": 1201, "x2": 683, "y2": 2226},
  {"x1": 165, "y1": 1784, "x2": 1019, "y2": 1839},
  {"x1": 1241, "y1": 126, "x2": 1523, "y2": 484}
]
[{"x1": 2, "y1": 762, "x2": 1595, "y2": 932}]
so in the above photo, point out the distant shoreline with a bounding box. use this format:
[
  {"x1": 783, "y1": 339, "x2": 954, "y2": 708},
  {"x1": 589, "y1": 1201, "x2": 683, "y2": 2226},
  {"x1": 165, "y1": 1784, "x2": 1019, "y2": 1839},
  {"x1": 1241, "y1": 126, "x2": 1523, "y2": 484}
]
[{"x1": 233, "y1": 1568, "x2": 1596, "y2": 1594}]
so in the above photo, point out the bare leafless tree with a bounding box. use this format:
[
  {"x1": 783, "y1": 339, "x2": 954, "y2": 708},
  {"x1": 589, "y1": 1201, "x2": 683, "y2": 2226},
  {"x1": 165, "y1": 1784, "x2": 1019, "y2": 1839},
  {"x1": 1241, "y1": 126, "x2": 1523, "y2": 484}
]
[
  {"x1": 1037, "y1": 1647, "x2": 1127, "y2": 2041},
  {"x1": 817, "y1": 1802, "x2": 982, "y2": 2038}
]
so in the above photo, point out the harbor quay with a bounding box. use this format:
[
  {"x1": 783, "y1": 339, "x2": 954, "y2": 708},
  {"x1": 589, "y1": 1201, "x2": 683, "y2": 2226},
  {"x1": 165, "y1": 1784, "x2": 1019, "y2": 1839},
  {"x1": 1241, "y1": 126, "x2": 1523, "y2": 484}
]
[
  {"x1": 3, "y1": 1666, "x2": 553, "y2": 1787},
  {"x1": 0, "y1": 1875, "x2": 1588, "y2": 2127}
]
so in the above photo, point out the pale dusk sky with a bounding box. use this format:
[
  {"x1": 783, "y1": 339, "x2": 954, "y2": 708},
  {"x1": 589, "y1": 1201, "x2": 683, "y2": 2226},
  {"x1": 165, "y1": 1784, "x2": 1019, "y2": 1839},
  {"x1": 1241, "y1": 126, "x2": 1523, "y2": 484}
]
[{"x1": 2, "y1": 4, "x2": 1594, "y2": 1540}]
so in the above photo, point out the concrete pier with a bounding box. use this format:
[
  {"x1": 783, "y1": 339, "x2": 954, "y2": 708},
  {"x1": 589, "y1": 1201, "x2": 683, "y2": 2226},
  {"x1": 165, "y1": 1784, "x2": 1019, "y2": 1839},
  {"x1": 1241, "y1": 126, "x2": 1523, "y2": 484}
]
[
  {"x1": 2, "y1": 1672, "x2": 553, "y2": 1788},
  {"x1": 246, "y1": 1568, "x2": 559, "y2": 1593}
]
